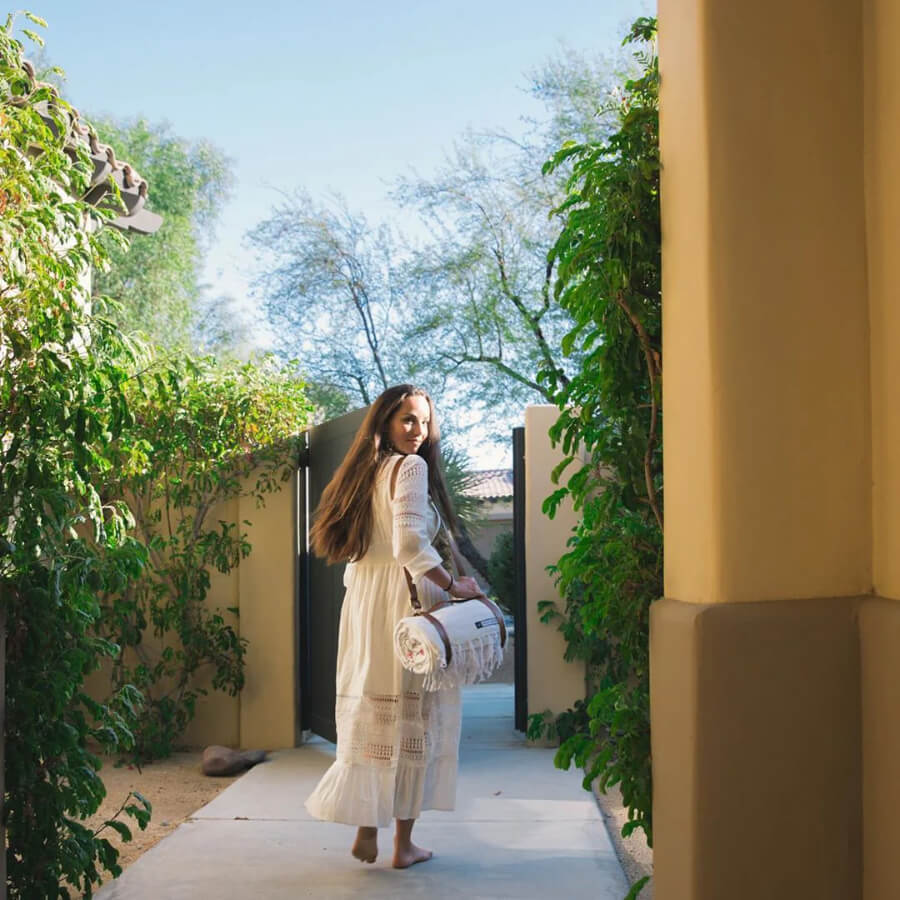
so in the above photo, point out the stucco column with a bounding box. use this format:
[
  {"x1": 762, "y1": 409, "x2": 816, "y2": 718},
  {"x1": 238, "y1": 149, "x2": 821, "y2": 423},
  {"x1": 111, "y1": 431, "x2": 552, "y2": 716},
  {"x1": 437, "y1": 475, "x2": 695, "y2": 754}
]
[
  {"x1": 237, "y1": 468, "x2": 299, "y2": 750},
  {"x1": 524, "y1": 405, "x2": 585, "y2": 721},
  {"x1": 655, "y1": 0, "x2": 869, "y2": 897},
  {"x1": 860, "y1": 2, "x2": 900, "y2": 896}
]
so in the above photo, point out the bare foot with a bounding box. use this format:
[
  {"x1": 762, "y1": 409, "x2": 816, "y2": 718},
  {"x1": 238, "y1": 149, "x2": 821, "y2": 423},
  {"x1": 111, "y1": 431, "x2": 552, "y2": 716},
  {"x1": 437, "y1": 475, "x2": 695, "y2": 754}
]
[
  {"x1": 392, "y1": 840, "x2": 433, "y2": 869},
  {"x1": 352, "y1": 827, "x2": 378, "y2": 864}
]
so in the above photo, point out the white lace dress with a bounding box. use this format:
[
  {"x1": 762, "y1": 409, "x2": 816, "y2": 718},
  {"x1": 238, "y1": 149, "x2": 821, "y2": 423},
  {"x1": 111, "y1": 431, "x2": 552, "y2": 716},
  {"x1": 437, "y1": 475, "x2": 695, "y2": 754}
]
[{"x1": 304, "y1": 452, "x2": 462, "y2": 827}]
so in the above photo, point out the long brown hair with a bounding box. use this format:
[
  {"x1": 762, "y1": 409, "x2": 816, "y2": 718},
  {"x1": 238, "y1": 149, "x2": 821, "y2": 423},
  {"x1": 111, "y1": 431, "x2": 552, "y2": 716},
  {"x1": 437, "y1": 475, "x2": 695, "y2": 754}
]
[{"x1": 310, "y1": 384, "x2": 460, "y2": 565}]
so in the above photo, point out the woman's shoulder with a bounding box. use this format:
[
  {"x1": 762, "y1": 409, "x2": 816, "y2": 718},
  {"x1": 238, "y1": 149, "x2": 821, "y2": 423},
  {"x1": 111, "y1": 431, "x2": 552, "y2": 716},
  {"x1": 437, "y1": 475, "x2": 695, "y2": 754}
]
[
  {"x1": 381, "y1": 451, "x2": 428, "y2": 470},
  {"x1": 379, "y1": 452, "x2": 427, "y2": 494},
  {"x1": 398, "y1": 452, "x2": 428, "y2": 475},
  {"x1": 376, "y1": 452, "x2": 423, "y2": 481}
]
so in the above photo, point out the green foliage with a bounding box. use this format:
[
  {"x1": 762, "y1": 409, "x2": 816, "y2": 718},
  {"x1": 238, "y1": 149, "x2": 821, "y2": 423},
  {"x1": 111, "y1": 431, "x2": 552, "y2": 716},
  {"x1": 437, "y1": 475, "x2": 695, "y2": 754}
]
[
  {"x1": 97, "y1": 355, "x2": 313, "y2": 762},
  {"x1": 0, "y1": 15, "x2": 154, "y2": 894},
  {"x1": 487, "y1": 530, "x2": 514, "y2": 615},
  {"x1": 5, "y1": 561, "x2": 151, "y2": 898},
  {"x1": 534, "y1": 17, "x2": 661, "y2": 852},
  {"x1": 91, "y1": 117, "x2": 233, "y2": 350},
  {"x1": 0, "y1": 18, "x2": 308, "y2": 893},
  {"x1": 525, "y1": 45, "x2": 627, "y2": 150},
  {"x1": 526, "y1": 698, "x2": 590, "y2": 746},
  {"x1": 436, "y1": 440, "x2": 493, "y2": 579},
  {"x1": 303, "y1": 379, "x2": 354, "y2": 422},
  {"x1": 625, "y1": 877, "x2": 652, "y2": 900},
  {"x1": 438, "y1": 441, "x2": 480, "y2": 531}
]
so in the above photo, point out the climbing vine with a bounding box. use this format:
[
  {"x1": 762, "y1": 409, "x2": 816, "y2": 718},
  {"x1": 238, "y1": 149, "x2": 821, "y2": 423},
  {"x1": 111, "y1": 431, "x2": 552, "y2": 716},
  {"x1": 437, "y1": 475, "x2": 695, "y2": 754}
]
[
  {"x1": 531, "y1": 17, "x2": 661, "y2": 870},
  {"x1": 96, "y1": 355, "x2": 312, "y2": 763}
]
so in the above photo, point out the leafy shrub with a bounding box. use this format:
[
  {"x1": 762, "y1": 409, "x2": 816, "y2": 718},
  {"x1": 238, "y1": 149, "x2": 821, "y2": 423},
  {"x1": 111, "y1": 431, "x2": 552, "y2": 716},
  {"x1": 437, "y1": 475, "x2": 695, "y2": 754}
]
[
  {"x1": 0, "y1": 17, "x2": 314, "y2": 896},
  {"x1": 0, "y1": 14, "x2": 153, "y2": 894},
  {"x1": 5, "y1": 559, "x2": 151, "y2": 898},
  {"x1": 533, "y1": 17, "x2": 661, "y2": 850}
]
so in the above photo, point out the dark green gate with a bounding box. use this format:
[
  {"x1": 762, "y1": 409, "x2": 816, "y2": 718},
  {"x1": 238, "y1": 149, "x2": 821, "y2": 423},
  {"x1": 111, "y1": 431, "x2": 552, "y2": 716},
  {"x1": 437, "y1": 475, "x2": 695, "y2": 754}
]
[{"x1": 297, "y1": 407, "x2": 367, "y2": 743}]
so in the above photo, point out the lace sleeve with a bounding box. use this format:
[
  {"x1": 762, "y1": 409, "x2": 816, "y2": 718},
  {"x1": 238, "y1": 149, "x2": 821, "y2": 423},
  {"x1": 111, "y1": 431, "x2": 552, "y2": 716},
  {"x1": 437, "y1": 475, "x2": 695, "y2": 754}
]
[{"x1": 391, "y1": 454, "x2": 443, "y2": 579}]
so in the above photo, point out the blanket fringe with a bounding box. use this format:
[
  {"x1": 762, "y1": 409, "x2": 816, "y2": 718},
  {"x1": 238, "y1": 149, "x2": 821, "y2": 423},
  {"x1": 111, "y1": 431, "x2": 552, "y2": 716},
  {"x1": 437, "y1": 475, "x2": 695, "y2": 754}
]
[{"x1": 421, "y1": 631, "x2": 505, "y2": 692}]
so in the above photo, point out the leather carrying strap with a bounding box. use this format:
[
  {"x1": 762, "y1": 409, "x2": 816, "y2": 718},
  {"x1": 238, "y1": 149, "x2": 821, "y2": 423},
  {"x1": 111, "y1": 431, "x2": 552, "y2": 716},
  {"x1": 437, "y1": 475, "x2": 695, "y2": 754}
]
[{"x1": 389, "y1": 456, "x2": 508, "y2": 665}]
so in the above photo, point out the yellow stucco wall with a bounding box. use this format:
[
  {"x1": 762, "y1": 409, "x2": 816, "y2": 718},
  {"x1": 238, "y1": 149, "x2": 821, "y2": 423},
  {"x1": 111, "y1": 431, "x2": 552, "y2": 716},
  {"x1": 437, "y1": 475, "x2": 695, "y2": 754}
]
[
  {"x1": 655, "y1": 0, "x2": 900, "y2": 896},
  {"x1": 82, "y1": 494, "x2": 243, "y2": 750},
  {"x1": 860, "y1": 4, "x2": 900, "y2": 895},
  {"x1": 864, "y1": 0, "x2": 900, "y2": 602},
  {"x1": 181, "y1": 470, "x2": 298, "y2": 750},
  {"x1": 859, "y1": 599, "x2": 900, "y2": 898},
  {"x1": 524, "y1": 405, "x2": 585, "y2": 719},
  {"x1": 656, "y1": 0, "x2": 717, "y2": 605},
  {"x1": 661, "y1": 0, "x2": 872, "y2": 605},
  {"x1": 182, "y1": 494, "x2": 241, "y2": 749},
  {"x1": 86, "y1": 468, "x2": 298, "y2": 752},
  {"x1": 235, "y1": 470, "x2": 298, "y2": 750},
  {"x1": 468, "y1": 499, "x2": 512, "y2": 561}
]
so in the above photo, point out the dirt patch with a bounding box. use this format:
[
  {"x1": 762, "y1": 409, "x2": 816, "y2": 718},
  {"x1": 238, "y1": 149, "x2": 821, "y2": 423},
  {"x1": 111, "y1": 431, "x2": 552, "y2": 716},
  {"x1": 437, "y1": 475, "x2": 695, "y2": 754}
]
[{"x1": 73, "y1": 750, "x2": 239, "y2": 897}]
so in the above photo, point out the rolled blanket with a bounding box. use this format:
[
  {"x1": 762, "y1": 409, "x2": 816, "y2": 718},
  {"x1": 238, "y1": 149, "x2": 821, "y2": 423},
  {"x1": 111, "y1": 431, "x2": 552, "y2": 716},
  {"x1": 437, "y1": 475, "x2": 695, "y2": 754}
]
[{"x1": 393, "y1": 598, "x2": 505, "y2": 691}]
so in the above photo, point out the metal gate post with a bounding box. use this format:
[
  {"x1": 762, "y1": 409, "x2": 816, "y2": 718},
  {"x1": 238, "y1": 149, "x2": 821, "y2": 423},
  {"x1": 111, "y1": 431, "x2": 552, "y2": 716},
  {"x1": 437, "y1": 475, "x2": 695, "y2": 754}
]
[
  {"x1": 512, "y1": 426, "x2": 528, "y2": 732},
  {"x1": 295, "y1": 433, "x2": 310, "y2": 744}
]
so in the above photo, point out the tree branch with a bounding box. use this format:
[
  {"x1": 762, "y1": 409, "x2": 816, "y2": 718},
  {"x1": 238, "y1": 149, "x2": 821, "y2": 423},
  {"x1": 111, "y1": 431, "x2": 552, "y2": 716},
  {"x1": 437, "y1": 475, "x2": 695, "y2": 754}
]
[
  {"x1": 333, "y1": 246, "x2": 389, "y2": 392},
  {"x1": 614, "y1": 291, "x2": 662, "y2": 530},
  {"x1": 540, "y1": 256, "x2": 555, "y2": 312},
  {"x1": 444, "y1": 350, "x2": 550, "y2": 399},
  {"x1": 491, "y1": 246, "x2": 569, "y2": 389},
  {"x1": 350, "y1": 278, "x2": 389, "y2": 391}
]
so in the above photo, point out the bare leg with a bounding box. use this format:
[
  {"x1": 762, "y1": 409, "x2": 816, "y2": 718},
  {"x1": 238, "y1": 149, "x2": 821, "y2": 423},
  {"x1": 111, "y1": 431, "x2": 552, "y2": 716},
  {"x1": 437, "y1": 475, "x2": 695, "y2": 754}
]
[
  {"x1": 392, "y1": 818, "x2": 433, "y2": 868},
  {"x1": 352, "y1": 826, "x2": 378, "y2": 863}
]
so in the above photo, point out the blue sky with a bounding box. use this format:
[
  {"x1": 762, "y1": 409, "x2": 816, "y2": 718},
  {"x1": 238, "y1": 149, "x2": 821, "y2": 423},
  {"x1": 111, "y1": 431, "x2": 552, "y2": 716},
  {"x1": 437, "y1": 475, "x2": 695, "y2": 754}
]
[{"x1": 22, "y1": 0, "x2": 651, "y2": 464}]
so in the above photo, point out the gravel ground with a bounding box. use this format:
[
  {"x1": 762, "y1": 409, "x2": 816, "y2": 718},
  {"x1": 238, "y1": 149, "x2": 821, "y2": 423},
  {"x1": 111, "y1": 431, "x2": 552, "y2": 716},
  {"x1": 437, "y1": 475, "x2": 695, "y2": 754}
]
[{"x1": 593, "y1": 780, "x2": 653, "y2": 899}]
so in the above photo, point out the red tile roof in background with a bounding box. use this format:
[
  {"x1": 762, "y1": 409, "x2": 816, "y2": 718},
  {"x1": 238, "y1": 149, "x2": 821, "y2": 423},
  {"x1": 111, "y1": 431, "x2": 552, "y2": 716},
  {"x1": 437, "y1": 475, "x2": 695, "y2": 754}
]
[
  {"x1": 21, "y1": 59, "x2": 162, "y2": 234},
  {"x1": 463, "y1": 469, "x2": 514, "y2": 500}
]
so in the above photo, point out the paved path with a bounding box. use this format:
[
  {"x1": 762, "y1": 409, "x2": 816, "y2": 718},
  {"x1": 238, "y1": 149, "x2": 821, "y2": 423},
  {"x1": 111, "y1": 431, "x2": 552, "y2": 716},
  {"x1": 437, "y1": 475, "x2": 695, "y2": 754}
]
[{"x1": 97, "y1": 684, "x2": 628, "y2": 899}]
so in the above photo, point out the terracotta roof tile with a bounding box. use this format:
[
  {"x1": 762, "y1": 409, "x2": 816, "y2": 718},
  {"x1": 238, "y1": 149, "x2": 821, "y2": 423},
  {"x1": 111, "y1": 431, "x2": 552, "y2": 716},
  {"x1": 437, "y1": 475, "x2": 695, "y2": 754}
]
[
  {"x1": 21, "y1": 59, "x2": 162, "y2": 235},
  {"x1": 463, "y1": 469, "x2": 514, "y2": 500}
]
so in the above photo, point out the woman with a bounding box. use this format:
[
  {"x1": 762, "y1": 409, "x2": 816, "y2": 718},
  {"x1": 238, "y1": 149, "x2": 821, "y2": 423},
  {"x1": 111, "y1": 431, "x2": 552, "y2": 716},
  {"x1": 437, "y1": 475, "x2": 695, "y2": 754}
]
[{"x1": 305, "y1": 384, "x2": 481, "y2": 868}]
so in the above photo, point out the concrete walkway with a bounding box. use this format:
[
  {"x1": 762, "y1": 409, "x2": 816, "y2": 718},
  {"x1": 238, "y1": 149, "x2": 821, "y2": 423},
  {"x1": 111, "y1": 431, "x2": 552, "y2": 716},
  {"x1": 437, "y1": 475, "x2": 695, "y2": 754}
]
[{"x1": 97, "y1": 684, "x2": 628, "y2": 899}]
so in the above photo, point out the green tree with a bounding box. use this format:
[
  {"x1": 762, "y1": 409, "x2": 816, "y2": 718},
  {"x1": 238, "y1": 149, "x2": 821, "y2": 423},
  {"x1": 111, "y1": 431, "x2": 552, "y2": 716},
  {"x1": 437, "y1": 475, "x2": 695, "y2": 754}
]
[
  {"x1": 192, "y1": 291, "x2": 267, "y2": 362},
  {"x1": 437, "y1": 440, "x2": 490, "y2": 578},
  {"x1": 393, "y1": 133, "x2": 573, "y2": 418},
  {"x1": 249, "y1": 49, "x2": 624, "y2": 436},
  {"x1": 532, "y1": 18, "x2": 661, "y2": 872},
  {"x1": 91, "y1": 117, "x2": 233, "y2": 349},
  {"x1": 390, "y1": 48, "x2": 627, "y2": 435},
  {"x1": 2, "y1": 18, "x2": 307, "y2": 893},
  {"x1": 25, "y1": 56, "x2": 234, "y2": 356},
  {"x1": 247, "y1": 191, "x2": 422, "y2": 415}
]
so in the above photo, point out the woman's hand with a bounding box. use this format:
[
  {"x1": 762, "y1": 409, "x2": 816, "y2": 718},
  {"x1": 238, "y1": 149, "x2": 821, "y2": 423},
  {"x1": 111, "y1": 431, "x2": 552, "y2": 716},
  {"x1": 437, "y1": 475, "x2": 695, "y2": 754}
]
[{"x1": 448, "y1": 575, "x2": 482, "y2": 599}]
